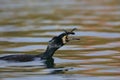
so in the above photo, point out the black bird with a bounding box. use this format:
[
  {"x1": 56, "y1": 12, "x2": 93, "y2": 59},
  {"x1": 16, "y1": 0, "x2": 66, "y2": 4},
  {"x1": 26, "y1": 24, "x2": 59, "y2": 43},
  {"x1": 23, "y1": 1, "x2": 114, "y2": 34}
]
[{"x1": 0, "y1": 28, "x2": 79, "y2": 62}]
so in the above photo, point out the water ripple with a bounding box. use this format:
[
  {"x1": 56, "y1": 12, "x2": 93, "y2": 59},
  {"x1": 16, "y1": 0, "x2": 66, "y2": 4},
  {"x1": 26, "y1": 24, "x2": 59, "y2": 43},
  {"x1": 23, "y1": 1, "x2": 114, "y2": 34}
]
[
  {"x1": 90, "y1": 42, "x2": 120, "y2": 48},
  {"x1": 82, "y1": 50, "x2": 119, "y2": 56},
  {"x1": 40, "y1": 31, "x2": 120, "y2": 38},
  {"x1": 0, "y1": 37, "x2": 50, "y2": 43}
]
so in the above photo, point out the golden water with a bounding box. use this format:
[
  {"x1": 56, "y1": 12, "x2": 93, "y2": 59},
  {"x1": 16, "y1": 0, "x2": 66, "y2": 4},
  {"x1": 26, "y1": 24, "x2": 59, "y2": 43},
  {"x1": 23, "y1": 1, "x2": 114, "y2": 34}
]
[{"x1": 0, "y1": 0, "x2": 120, "y2": 80}]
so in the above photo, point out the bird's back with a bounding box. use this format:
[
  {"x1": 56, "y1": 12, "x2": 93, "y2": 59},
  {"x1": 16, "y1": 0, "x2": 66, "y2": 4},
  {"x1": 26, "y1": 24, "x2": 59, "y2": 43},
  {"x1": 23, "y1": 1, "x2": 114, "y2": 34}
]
[{"x1": 0, "y1": 54, "x2": 36, "y2": 62}]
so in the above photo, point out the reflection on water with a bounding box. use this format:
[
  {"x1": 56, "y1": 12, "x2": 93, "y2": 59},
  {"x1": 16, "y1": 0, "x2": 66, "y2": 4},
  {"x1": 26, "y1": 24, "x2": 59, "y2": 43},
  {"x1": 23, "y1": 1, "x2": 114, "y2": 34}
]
[{"x1": 0, "y1": 0, "x2": 120, "y2": 80}]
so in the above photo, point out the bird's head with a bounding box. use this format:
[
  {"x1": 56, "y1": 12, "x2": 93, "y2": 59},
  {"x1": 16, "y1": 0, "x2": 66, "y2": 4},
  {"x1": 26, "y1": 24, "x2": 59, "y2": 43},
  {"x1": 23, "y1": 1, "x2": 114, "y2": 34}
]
[{"x1": 48, "y1": 28, "x2": 80, "y2": 49}]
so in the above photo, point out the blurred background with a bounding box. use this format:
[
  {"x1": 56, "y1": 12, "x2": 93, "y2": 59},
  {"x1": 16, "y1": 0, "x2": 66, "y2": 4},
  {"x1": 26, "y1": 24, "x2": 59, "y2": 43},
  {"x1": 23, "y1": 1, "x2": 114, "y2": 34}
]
[{"x1": 0, "y1": 0, "x2": 120, "y2": 80}]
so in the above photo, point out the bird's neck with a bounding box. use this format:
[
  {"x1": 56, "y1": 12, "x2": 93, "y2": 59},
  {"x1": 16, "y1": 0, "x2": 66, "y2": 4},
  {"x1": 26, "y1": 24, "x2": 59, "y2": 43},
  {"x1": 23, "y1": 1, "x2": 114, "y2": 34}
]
[{"x1": 40, "y1": 46, "x2": 59, "y2": 59}]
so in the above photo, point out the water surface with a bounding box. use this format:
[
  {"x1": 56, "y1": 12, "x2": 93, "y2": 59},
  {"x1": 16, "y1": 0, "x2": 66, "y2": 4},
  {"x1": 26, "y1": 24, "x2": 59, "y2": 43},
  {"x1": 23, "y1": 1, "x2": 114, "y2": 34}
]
[{"x1": 0, "y1": 0, "x2": 120, "y2": 80}]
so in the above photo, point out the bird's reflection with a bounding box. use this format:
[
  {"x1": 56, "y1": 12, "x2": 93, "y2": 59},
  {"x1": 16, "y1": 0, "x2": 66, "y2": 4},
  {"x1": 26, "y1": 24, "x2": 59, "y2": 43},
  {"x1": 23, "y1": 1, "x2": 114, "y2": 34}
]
[
  {"x1": 44, "y1": 58, "x2": 55, "y2": 68},
  {"x1": 43, "y1": 58, "x2": 71, "y2": 74}
]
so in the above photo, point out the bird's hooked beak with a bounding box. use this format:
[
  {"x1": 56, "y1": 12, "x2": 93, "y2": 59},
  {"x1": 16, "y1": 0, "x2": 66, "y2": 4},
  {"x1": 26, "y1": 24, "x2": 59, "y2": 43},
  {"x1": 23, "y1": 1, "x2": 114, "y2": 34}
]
[{"x1": 61, "y1": 28, "x2": 80, "y2": 44}]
